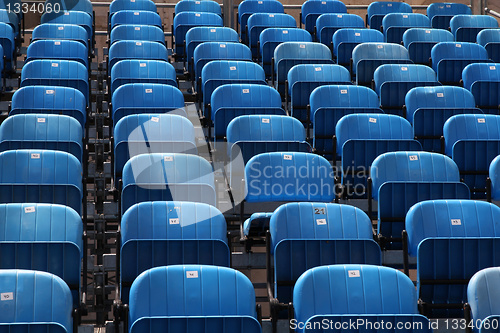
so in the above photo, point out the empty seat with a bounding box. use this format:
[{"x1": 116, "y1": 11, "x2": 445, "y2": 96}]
[
  {"x1": 382, "y1": 13, "x2": 430, "y2": 44},
  {"x1": 403, "y1": 28, "x2": 454, "y2": 65},
  {"x1": 478, "y1": 29, "x2": 500, "y2": 63},
  {"x1": 109, "y1": 0, "x2": 156, "y2": 18},
  {"x1": 450, "y1": 15, "x2": 499, "y2": 43},
  {"x1": 463, "y1": 63, "x2": 500, "y2": 114},
  {"x1": 32, "y1": 23, "x2": 88, "y2": 48},
  {"x1": 174, "y1": 0, "x2": 221, "y2": 15},
  {"x1": 489, "y1": 155, "x2": 500, "y2": 201},
  {"x1": 238, "y1": 0, "x2": 284, "y2": 45},
  {"x1": 110, "y1": 10, "x2": 162, "y2": 31},
  {"x1": 128, "y1": 265, "x2": 261, "y2": 333},
  {"x1": 332, "y1": 28, "x2": 384, "y2": 68},
  {"x1": 247, "y1": 13, "x2": 296, "y2": 58},
  {"x1": 173, "y1": 12, "x2": 222, "y2": 59},
  {"x1": 0, "y1": 22, "x2": 15, "y2": 71},
  {"x1": 367, "y1": 1, "x2": 412, "y2": 30},
  {"x1": 120, "y1": 201, "x2": 229, "y2": 303},
  {"x1": 108, "y1": 40, "x2": 168, "y2": 71},
  {"x1": 109, "y1": 25, "x2": 165, "y2": 45},
  {"x1": 300, "y1": 0, "x2": 346, "y2": 39},
  {"x1": 467, "y1": 267, "x2": 500, "y2": 332},
  {"x1": 316, "y1": 13, "x2": 364, "y2": 49},
  {"x1": 0, "y1": 9, "x2": 20, "y2": 39},
  {"x1": 405, "y1": 200, "x2": 500, "y2": 317},
  {"x1": 41, "y1": 11, "x2": 93, "y2": 43},
  {"x1": 427, "y1": 2, "x2": 471, "y2": 30},
  {"x1": 405, "y1": 86, "x2": 482, "y2": 152},
  {"x1": 431, "y1": 42, "x2": 490, "y2": 86},
  {"x1": 26, "y1": 40, "x2": 88, "y2": 68}
]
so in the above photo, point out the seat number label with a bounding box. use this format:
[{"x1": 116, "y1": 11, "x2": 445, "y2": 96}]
[
  {"x1": 316, "y1": 219, "x2": 327, "y2": 225},
  {"x1": 145, "y1": 89, "x2": 152, "y2": 93},
  {"x1": 348, "y1": 270, "x2": 360, "y2": 277},
  {"x1": 340, "y1": 89, "x2": 347, "y2": 94},
  {"x1": 451, "y1": 219, "x2": 461, "y2": 225},
  {"x1": 409, "y1": 155, "x2": 418, "y2": 161},
  {"x1": 284, "y1": 154, "x2": 292, "y2": 160},
  {"x1": 151, "y1": 116, "x2": 159, "y2": 122},
  {"x1": 24, "y1": 206, "x2": 35, "y2": 213},
  {"x1": 58, "y1": 26, "x2": 64, "y2": 30},
  {"x1": 169, "y1": 218, "x2": 179, "y2": 225},
  {"x1": 54, "y1": 41, "x2": 60, "y2": 45},
  {"x1": 140, "y1": 63, "x2": 146, "y2": 67},
  {"x1": 262, "y1": 118, "x2": 270, "y2": 123},
  {"x1": 314, "y1": 208, "x2": 325, "y2": 214},
  {"x1": 135, "y1": 27, "x2": 140, "y2": 30},
  {"x1": 437, "y1": 93, "x2": 444, "y2": 97},
  {"x1": 491, "y1": 66, "x2": 496, "y2": 70},
  {"x1": 164, "y1": 156, "x2": 173, "y2": 161},
  {"x1": 186, "y1": 271, "x2": 199, "y2": 278},
  {"x1": 1, "y1": 292, "x2": 13, "y2": 301},
  {"x1": 220, "y1": 44, "x2": 226, "y2": 48},
  {"x1": 369, "y1": 117, "x2": 377, "y2": 123},
  {"x1": 478, "y1": 118, "x2": 486, "y2": 123},
  {"x1": 31, "y1": 153, "x2": 40, "y2": 159},
  {"x1": 315, "y1": 67, "x2": 321, "y2": 71},
  {"x1": 37, "y1": 118, "x2": 46, "y2": 123},
  {"x1": 46, "y1": 90, "x2": 54, "y2": 94}
]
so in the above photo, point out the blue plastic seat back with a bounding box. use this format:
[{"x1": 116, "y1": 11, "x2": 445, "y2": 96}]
[
  {"x1": 175, "y1": 0, "x2": 221, "y2": 15},
  {"x1": 0, "y1": 9, "x2": 18, "y2": 36},
  {"x1": 316, "y1": 13, "x2": 364, "y2": 47},
  {"x1": 110, "y1": 10, "x2": 162, "y2": 30},
  {"x1": 114, "y1": 114, "x2": 197, "y2": 178},
  {"x1": 367, "y1": 1, "x2": 412, "y2": 30},
  {"x1": 238, "y1": 0, "x2": 284, "y2": 44},
  {"x1": 26, "y1": 40, "x2": 88, "y2": 67},
  {"x1": 120, "y1": 202, "x2": 229, "y2": 303},
  {"x1": 109, "y1": 0, "x2": 156, "y2": 17},
  {"x1": 450, "y1": 15, "x2": 499, "y2": 43},
  {"x1": 463, "y1": 63, "x2": 500, "y2": 112},
  {"x1": 243, "y1": 212, "x2": 272, "y2": 237},
  {"x1": 332, "y1": 28, "x2": 383, "y2": 67},
  {"x1": 121, "y1": 153, "x2": 216, "y2": 213},
  {"x1": 259, "y1": 28, "x2": 312, "y2": 76},
  {"x1": 110, "y1": 60, "x2": 177, "y2": 96},
  {"x1": 41, "y1": 11, "x2": 92, "y2": 42},
  {"x1": 300, "y1": 0, "x2": 346, "y2": 38},
  {"x1": 109, "y1": 40, "x2": 168, "y2": 70},
  {"x1": 382, "y1": 13, "x2": 430, "y2": 44},
  {"x1": 431, "y1": 42, "x2": 490, "y2": 85},
  {"x1": 407, "y1": 200, "x2": 500, "y2": 317},
  {"x1": 128, "y1": 265, "x2": 261, "y2": 333},
  {"x1": 0, "y1": 0, "x2": 22, "y2": 21},
  {"x1": 244, "y1": 152, "x2": 334, "y2": 203},
  {"x1": 490, "y1": 155, "x2": 500, "y2": 201},
  {"x1": 0, "y1": 114, "x2": 83, "y2": 162},
  {"x1": 477, "y1": 29, "x2": 500, "y2": 63},
  {"x1": 20, "y1": 60, "x2": 89, "y2": 106},
  {"x1": 173, "y1": 12, "x2": 223, "y2": 58},
  {"x1": 10, "y1": 86, "x2": 87, "y2": 130},
  {"x1": 0, "y1": 22, "x2": 15, "y2": 68},
  {"x1": 0, "y1": 203, "x2": 82, "y2": 305},
  {"x1": 427, "y1": 3, "x2": 471, "y2": 30},
  {"x1": 403, "y1": 28, "x2": 454, "y2": 65},
  {"x1": 287, "y1": 64, "x2": 351, "y2": 121},
  {"x1": 468, "y1": 267, "x2": 500, "y2": 326},
  {"x1": 110, "y1": 24, "x2": 165, "y2": 45},
  {"x1": 45, "y1": 0, "x2": 93, "y2": 17},
  {"x1": 271, "y1": 203, "x2": 381, "y2": 304},
  {"x1": 0, "y1": 270, "x2": 73, "y2": 333},
  {"x1": 32, "y1": 23, "x2": 87, "y2": 48},
  {"x1": 247, "y1": 13, "x2": 296, "y2": 58}
]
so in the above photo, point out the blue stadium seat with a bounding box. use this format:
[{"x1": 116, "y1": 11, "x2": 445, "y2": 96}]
[
  {"x1": 109, "y1": 24, "x2": 165, "y2": 45},
  {"x1": 489, "y1": 155, "x2": 500, "y2": 202},
  {"x1": 120, "y1": 202, "x2": 229, "y2": 303},
  {"x1": 121, "y1": 153, "x2": 215, "y2": 214},
  {"x1": 0, "y1": 22, "x2": 15, "y2": 71},
  {"x1": 45, "y1": 0, "x2": 93, "y2": 17},
  {"x1": 450, "y1": 15, "x2": 499, "y2": 43},
  {"x1": 26, "y1": 40, "x2": 88, "y2": 68},
  {"x1": 431, "y1": 42, "x2": 490, "y2": 85},
  {"x1": 427, "y1": 2, "x2": 471, "y2": 30},
  {"x1": 287, "y1": 64, "x2": 351, "y2": 122},
  {"x1": 243, "y1": 212, "x2": 272, "y2": 238},
  {"x1": 478, "y1": 29, "x2": 500, "y2": 63},
  {"x1": 351, "y1": 42, "x2": 412, "y2": 86},
  {"x1": 463, "y1": 63, "x2": 500, "y2": 114},
  {"x1": 0, "y1": 150, "x2": 83, "y2": 214},
  {"x1": 405, "y1": 200, "x2": 500, "y2": 318},
  {"x1": 174, "y1": 0, "x2": 221, "y2": 15},
  {"x1": 300, "y1": 0, "x2": 346, "y2": 40},
  {"x1": 332, "y1": 28, "x2": 384, "y2": 68},
  {"x1": 468, "y1": 267, "x2": 500, "y2": 332},
  {"x1": 10, "y1": 86, "x2": 87, "y2": 130},
  {"x1": 109, "y1": 0, "x2": 156, "y2": 17},
  {"x1": 247, "y1": 13, "x2": 296, "y2": 59},
  {"x1": 367, "y1": 1, "x2": 412, "y2": 30},
  {"x1": 0, "y1": 269, "x2": 74, "y2": 333},
  {"x1": 293, "y1": 265, "x2": 431, "y2": 333},
  {"x1": 403, "y1": 28, "x2": 454, "y2": 65},
  {"x1": 173, "y1": 12, "x2": 222, "y2": 59},
  {"x1": 0, "y1": 9, "x2": 18, "y2": 38},
  {"x1": 405, "y1": 86, "x2": 482, "y2": 152},
  {"x1": 0, "y1": 114, "x2": 83, "y2": 162},
  {"x1": 374, "y1": 64, "x2": 439, "y2": 116},
  {"x1": 32, "y1": 23, "x2": 88, "y2": 48},
  {"x1": 41, "y1": 11, "x2": 93, "y2": 43},
  {"x1": 108, "y1": 40, "x2": 168, "y2": 71},
  {"x1": 259, "y1": 27, "x2": 311, "y2": 77},
  {"x1": 273, "y1": 42, "x2": 333, "y2": 96},
  {"x1": 336, "y1": 114, "x2": 421, "y2": 199},
  {"x1": 110, "y1": 10, "x2": 162, "y2": 31},
  {"x1": 382, "y1": 13, "x2": 430, "y2": 44},
  {"x1": 316, "y1": 13, "x2": 364, "y2": 50},
  {"x1": 370, "y1": 151, "x2": 470, "y2": 248},
  {"x1": 238, "y1": 0, "x2": 284, "y2": 45},
  {"x1": 211, "y1": 84, "x2": 285, "y2": 140},
  {"x1": 0, "y1": 203, "x2": 83, "y2": 305},
  {"x1": 310, "y1": 85, "x2": 383, "y2": 157},
  {"x1": 128, "y1": 265, "x2": 261, "y2": 333},
  {"x1": 114, "y1": 114, "x2": 197, "y2": 180}
]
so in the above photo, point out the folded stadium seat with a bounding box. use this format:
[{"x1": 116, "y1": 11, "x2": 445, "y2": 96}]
[
  {"x1": 300, "y1": 0, "x2": 346, "y2": 41},
  {"x1": 109, "y1": 60, "x2": 177, "y2": 97},
  {"x1": 402, "y1": 28, "x2": 454, "y2": 66},
  {"x1": 0, "y1": 270, "x2": 75, "y2": 333},
  {"x1": 477, "y1": 29, "x2": 500, "y2": 63},
  {"x1": 316, "y1": 13, "x2": 364, "y2": 51},
  {"x1": 309, "y1": 84, "x2": 383, "y2": 158},
  {"x1": 351, "y1": 42, "x2": 412, "y2": 86},
  {"x1": 174, "y1": 0, "x2": 221, "y2": 16},
  {"x1": 109, "y1": 24, "x2": 165, "y2": 46},
  {"x1": 273, "y1": 42, "x2": 333, "y2": 97},
  {"x1": 369, "y1": 151, "x2": 470, "y2": 249},
  {"x1": 336, "y1": 114, "x2": 421, "y2": 199},
  {"x1": 373, "y1": 64, "x2": 440, "y2": 117},
  {"x1": 0, "y1": 150, "x2": 83, "y2": 214},
  {"x1": 114, "y1": 114, "x2": 197, "y2": 181},
  {"x1": 443, "y1": 114, "x2": 500, "y2": 199},
  {"x1": 26, "y1": 40, "x2": 88, "y2": 68},
  {"x1": 0, "y1": 114, "x2": 83, "y2": 162},
  {"x1": 427, "y1": 2, "x2": 471, "y2": 30},
  {"x1": 0, "y1": 203, "x2": 83, "y2": 305},
  {"x1": 0, "y1": 9, "x2": 18, "y2": 39},
  {"x1": 367, "y1": 1, "x2": 412, "y2": 30},
  {"x1": 463, "y1": 63, "x2": 500, "y2": 114},
  {"x1": 211, "y1": 84, "x2": 285, "y2": 142},
  {"x1": 332, "y1": 28, "x2": 384, "y2": 68},
  {"x1": 268, "y1": 202, "x2": 382, "y2": 332},
  {"x1": 119, "y1": 201, "x2": 229, "y2": 303},
  {"x1": 108, "y1": 40, "x2": 168, "y2": 72},
  {"x1": 286, "y1": 63, "x2": 351, "y2": 122},
  {"x1": 405, "y1": 86, "x2": 482, "y2": 152},
  {"x1": 186, "y1": 27, "x2": 238, "y2": 75},
  {"x1": 404, "y1": 200, "x2": 500, "y2": 318},
  {"x1": 247, "y1": 13, "x2": 296, "y2": 59},
  {"x1": 0, "y1": 22, "x2": 14, "y2": 72},
  {"x1": 259, "y1": 27, "x2": 312, "y2": 77},
  {"x1": 121, "y1": 153, "x2": 216, "y2": 214},
  {"x1": 32, "y1": 23, "x2": 88, "y2": 49},
  {"x1": 11, "y1": 86, "x2": 87, "y2": 132},
  {"x1": 238, "y1": 0, "x2": 284, "y2": 45},
  {"x1": 450, "y1": 15, "x2": 499, "y2": 43},
  {"x1": 20, "y1": 60, "x2": 89, "y2": 107},
  {"x1": 126, "y1": 265, "x2": 262, "y2": 333},
  {"x1": 431, "y1": 42, "x2": 490, "y2": 86},
  {"x1": 111, "y1": 83, "x2": 185, "y2": 127},
  {"x1": 109, "y1": 0, "x2": 156, "y2": 18},
  {"x1": 382, "y1": 13, "x2": 431, "y2": 44},
  {"x1": 41, "y1": 11, "x2": 93, "y2": 45},
  {"x1": 467, "y1": 267, "x2": 500, "y2": 332},
  {"x1": 173, "y1": 12, "x2": 222, "y2": 60},
  {"x1": 201, "y1": 60, "x2": 266, "y2": 122},
  {"x1": 489, "y1": 155, "x2": 500, "y2": 202},
  {"x1": 109, "y1": 10, "x2": 162, "y2": 31},
  {"x1": 293, "y1": 265, "x2": 432, "y2": 333}
]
